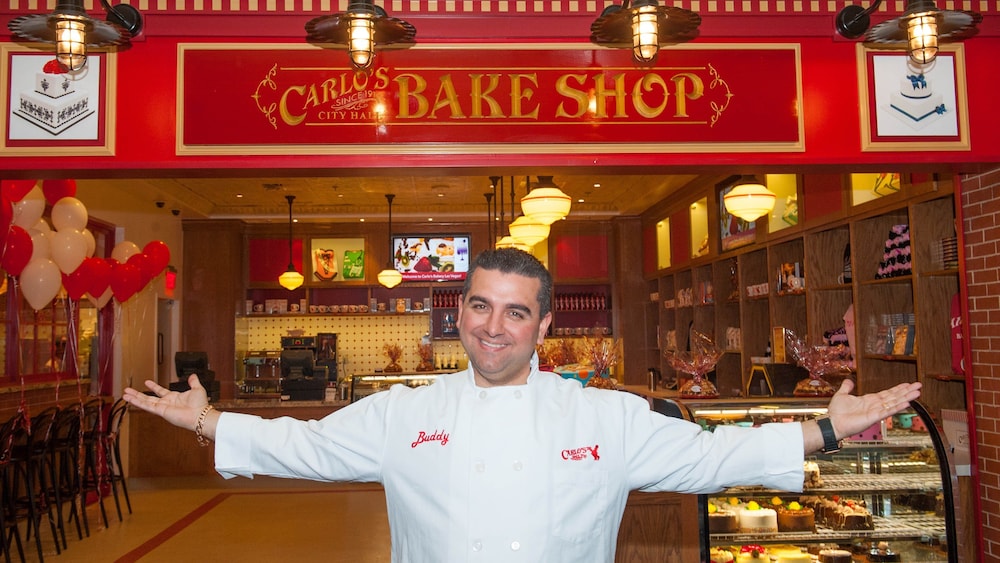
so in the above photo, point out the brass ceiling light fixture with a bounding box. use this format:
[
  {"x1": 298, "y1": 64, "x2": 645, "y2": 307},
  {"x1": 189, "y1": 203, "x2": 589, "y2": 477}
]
[
  {"x1": 377, "y1": 193, "x2": 403, "y2": 289},
  {"x1": 305, "y1": 0, "x2": 416, "y2": 71},
  {"x1": 278, "y1": 195, "x2": 305, "y2": 291},
  {"x1": 590, "y1": 0, "x2": 701, "y2": 65},
  {"x1": 835, "y1": 0, "x2": 981, "y2": 65},
  {"x1": 8, "y1": 0, "x2": 143, "y2": 72}
]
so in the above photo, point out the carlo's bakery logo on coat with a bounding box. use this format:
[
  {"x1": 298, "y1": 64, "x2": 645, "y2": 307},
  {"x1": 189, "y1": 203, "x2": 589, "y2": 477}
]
[{"x1": 562, "y1": 444, "x2": 600, "y2": 461}]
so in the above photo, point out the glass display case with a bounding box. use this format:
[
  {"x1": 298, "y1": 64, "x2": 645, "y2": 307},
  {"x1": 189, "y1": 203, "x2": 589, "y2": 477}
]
[
  {"x1": 350, "y1": 372, "x2": 444, "y2": 403},
  {"x1": 653, "y1": 397, "x2": 955, "y2": 562}
]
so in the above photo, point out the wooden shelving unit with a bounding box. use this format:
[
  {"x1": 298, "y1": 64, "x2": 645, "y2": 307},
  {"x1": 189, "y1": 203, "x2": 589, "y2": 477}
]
[{"x1": 644, "y1": 178, "x2": 966, "y2": 419}]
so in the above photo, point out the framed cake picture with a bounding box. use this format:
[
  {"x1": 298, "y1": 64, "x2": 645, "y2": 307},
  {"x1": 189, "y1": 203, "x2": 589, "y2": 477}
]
[
  {"x1": 0, "y1": 44, "x2": 115, "y2": 156},
  {"x1": 857, "y1": 44, "x2": 969, "y2": 151}
]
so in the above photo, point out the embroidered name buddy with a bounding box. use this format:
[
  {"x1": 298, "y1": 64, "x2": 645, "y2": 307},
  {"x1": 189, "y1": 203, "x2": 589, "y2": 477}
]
[{"x1": 411, "y1": 429, "x2": 450, "y2": 448}]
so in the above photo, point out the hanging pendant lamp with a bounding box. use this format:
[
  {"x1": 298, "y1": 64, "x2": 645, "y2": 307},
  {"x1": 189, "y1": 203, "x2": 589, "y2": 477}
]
[
  {"x1": 521, "y1": 176, "x2": 572, "y2": 226},
  {"x1": 589, "y1": 0, "x2": 701, "y2": 65},
  {"x1": 305, "y1": 0, "x2": 416, "y2": 71},
  {"x1": 278, "y1": 195, "x2": 304, "y2": 290},
  {"x1": 723, "y1": 177, "x2": 776, "y2": 222},
  {"x1": 508, "y1": 215, "x2": 550, "y2": 247},
  {"x1": 377, "y1": 193, "x2": 403, "y2": 289},
  {"x1": 8, "y1": 0, "x2": 143, "y2": 72}
]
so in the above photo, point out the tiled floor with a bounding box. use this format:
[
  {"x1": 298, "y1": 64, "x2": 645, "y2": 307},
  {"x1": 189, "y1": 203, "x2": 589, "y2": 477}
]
[{"x1": 16, "y1": 476, "x2": 391, "y2": 563}]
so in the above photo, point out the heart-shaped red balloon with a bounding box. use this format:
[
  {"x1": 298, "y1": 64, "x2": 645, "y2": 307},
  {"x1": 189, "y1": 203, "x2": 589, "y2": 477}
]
[
  {"x1": 127, "y1": 252, "x2": 156, "y2": 289},
  {"x1": 62, "y1": 258, "x2": 93, "y2": 300},
  {"x1": 1, "y1": 179, "x2": 37, "y2": 202},
  {"x1": 111, "y1": 262, "x2": 142, "y2": 303},
  {"x1": 86, "y1": 257, "x2": 113, "y2": 299},
  {"x1": 142, "y1": 240, "x2": 171, "y2": 275},
  {"x1": 41, "y1": 179, "x2": 77, "y2": 205},
  {"x1": 1, "y1": 225, "x2": 33, "y2": 276}
]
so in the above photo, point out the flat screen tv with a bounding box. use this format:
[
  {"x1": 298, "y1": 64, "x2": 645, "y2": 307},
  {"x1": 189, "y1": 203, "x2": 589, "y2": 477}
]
[
  {"x1": 175, "y1": 351, "x2": 209, "y2": 378},
  {"x1": 391, "y1": 235, "x2": 470, "y2": 282},
  {"x1": 280, "y1": 349, "x2": 315, "y2": 379}
]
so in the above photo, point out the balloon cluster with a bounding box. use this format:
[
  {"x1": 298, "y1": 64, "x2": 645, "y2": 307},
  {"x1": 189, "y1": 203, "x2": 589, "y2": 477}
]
[{"x1": 0, "y1": 179, "x2": 171, "y2": 311}]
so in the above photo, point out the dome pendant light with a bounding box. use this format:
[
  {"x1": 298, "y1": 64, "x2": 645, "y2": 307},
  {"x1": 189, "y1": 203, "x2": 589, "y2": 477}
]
[
  {"x1": 278, "y1": 195, "x2": 304, "y2": 291},
  {"x1": 377, "y1": 193, "x2": 403, "y2": 289},
  {"x1": 520, "y1": 176, "x2": 572, "y2": 226},
  {"x1": 723, "y1": 177, "x2": 776, "y2": 222}
]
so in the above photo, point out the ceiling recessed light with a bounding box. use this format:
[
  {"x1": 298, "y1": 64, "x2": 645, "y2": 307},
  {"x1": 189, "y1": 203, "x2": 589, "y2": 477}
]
[
  {"x1": 236, "y1": 193, "x2": 244, "y2": 198},
  {"x1": 428, "y1": 218, "x2": 434, "y2": 221},
  {"x1": 360, "y1": 218, "x2": 365, "y2": 222},
  {"x1": 593, "y1": 183, "x2": 601, "y2": 188},
  {"x1": 577, "y1": 198, "x2": 585, "y2": 203}
]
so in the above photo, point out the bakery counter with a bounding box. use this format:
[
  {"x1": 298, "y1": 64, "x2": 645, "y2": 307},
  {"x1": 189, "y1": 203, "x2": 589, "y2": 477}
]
[{"x1": 127, "y1": 401, "x2": 349, "y2": 477}]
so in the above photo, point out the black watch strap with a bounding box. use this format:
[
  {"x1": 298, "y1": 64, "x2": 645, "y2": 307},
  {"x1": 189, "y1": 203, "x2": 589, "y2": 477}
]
[{"x1": 817, "y1": 416, "x2": 842, "y2": 453}]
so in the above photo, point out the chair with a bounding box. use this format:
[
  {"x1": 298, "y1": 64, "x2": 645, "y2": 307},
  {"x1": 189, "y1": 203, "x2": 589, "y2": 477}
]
[
  {"x1": 9, "y1": 406, "x2": 62, "y2": 561},
  {"x1": 80, "y1": 398, "x2": 109, "y2": 533},
  {"x1": 103, "y1": 398, "x2": 131, "y2": 520},
  {"x1": 0, "y1": 414, "x2": 26, "y2": 563},
  {"x1": 49, "y1": 403, "x2": 85, "y2": 545}
]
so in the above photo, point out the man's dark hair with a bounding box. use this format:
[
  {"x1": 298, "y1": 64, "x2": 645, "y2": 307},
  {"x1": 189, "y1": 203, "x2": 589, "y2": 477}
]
[{"x1": 463, "y1": 248, "x2": 553, "y2": 317}]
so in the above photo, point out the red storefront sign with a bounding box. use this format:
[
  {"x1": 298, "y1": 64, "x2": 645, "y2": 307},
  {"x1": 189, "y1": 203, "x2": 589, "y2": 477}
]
[{"x1": 179, "y1": 43, "x2": 802, "y2": 155}]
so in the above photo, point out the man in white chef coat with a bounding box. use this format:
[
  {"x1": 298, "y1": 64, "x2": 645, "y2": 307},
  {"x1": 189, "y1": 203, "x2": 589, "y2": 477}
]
[{"x1": 124, "y1": 248, "x2": 922, "y2": 563}]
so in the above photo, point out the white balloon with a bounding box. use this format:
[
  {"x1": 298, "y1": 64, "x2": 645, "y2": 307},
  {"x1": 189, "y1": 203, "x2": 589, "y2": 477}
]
[
  {"x1": 88, "y1": 287, "x2": 113, "y2": 309},
  {"x1": 51, "y1": 197, "x2": 88, "y2": 232},
  {"x1": 82, "y1": 228, "x2": 96, "y2": 258},
  {"x1": 111, "y1": 240, "x2": 141, "y2": 263},
  {"x1": 50, "y1": 229, "x2": 87, "y2": 274},
  {"x1": 12, "y1": 186, "x2": 44, "y2": 229},
  {"x1": 28, "y1": 228, "x2": 51, "y2": 262},
  {"x1": 20, "y1": 258, "x2": 61, "y2": 311},
  {"x1": 33, "y1": 218, "x2": 51, "y2": 233}
]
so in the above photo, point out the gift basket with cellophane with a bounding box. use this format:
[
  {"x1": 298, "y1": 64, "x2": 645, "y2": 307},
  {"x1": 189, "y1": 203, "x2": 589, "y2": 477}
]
[{"x1": 665, "y1": 330, "x2": 722, "y2": 399}]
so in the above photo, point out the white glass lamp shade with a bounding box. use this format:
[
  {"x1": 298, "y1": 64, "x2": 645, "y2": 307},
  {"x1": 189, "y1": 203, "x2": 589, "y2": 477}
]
[
  {"x1": 508, "y1": 215, "x2": 550, "y2": 247},
  {"x1": 905, "y1": 11, "x2": 940, "y2": 64},
  {"x1": 54, "y1": 15, "x2": 89, "y2": 71},
  {"x1": 631, "y1": 4, "x2": 660, "y2": 63},
  {"x1": 521, "y1": 188, "x2": 572, "y2": 226},
  {"x1": 495, "y1": 236, "x2": 531, "y2": 252},
  {"x1": 348, "y1": 12, "x2": 376, "y2": 69},
  {"x1": 278, "y1": 268, "x2": 304, "y2": 290},
  {"x1": 377, "y1": 267, "x2": 403, "y2": 289},
  {"x1": 724, "y1": 183, "x2": 777, "y2": 222}
]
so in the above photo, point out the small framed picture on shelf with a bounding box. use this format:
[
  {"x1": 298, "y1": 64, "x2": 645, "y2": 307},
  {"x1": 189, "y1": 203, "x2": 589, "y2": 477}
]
[{"x1": 857, "y1": 44, "x2": 969, "y2": 151}]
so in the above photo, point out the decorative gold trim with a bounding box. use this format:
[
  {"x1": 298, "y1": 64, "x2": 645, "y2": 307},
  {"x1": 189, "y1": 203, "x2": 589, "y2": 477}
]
[{"x1": 176, "y1": 42, "x2": 805, "y2": 156}]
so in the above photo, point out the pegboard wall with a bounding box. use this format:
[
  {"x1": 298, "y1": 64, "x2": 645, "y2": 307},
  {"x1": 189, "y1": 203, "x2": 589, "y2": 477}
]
[{"x1": 242, "y1": 314, "x2": 462, "y2": 375}]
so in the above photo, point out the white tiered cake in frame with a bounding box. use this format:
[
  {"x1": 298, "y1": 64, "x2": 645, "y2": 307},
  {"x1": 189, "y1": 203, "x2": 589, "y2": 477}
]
[
  {"x1": 13, "y1": 59, "x2": 94, "y2": 135},
  {"x1": 889, "y1": 73, "x2": 945, "y2": 123},
  {"x1": 870, "y1": 51, "x2": 960, "y2": 137}
]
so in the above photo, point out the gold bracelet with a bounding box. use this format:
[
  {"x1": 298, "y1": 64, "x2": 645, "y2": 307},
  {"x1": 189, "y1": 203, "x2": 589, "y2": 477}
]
[{"x1": 195, "y1": 404, "x2": 214, "y2": 447}]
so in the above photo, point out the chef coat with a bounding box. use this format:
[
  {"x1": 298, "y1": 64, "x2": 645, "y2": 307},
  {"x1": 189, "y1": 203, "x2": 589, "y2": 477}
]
[{"x1": 215, "y1": 362, "x2": 804, "y2": 563}]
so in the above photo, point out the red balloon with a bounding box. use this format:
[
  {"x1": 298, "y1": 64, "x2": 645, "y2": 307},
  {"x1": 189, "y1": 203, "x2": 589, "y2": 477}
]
[
  {"x1": 1, "y1": 225, "x2": 33, "y2": 276},
  {"x1": 127, "y1": 253, "x2": 156, "y2": 289},
  {"x1": 142, "y1": 240, "x2": 171, "y2": 274},
  {"x1": 62, "y1": 259, "x2": 93, "y2": 300},
  {"x1": 42, "y1": 179, "x2": 77, "y2": 204},
  {"x1": 111, "y1": 262, "x2": 141, "y2": 303},
  {"x1": 0, "y1": 195, "x2": 12, "y2": 247},
  {"x1": 1, "y1": 179, "x2": 36, "y2": 202},
  {"x1": 86, "y1": 257, "x2": 113, "y2": 299}
]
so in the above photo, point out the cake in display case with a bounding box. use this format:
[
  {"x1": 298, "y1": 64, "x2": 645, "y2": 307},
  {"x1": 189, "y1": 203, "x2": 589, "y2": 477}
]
[{"x1": 654, "y1": 397, "x2": 956, "y2": 562}]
